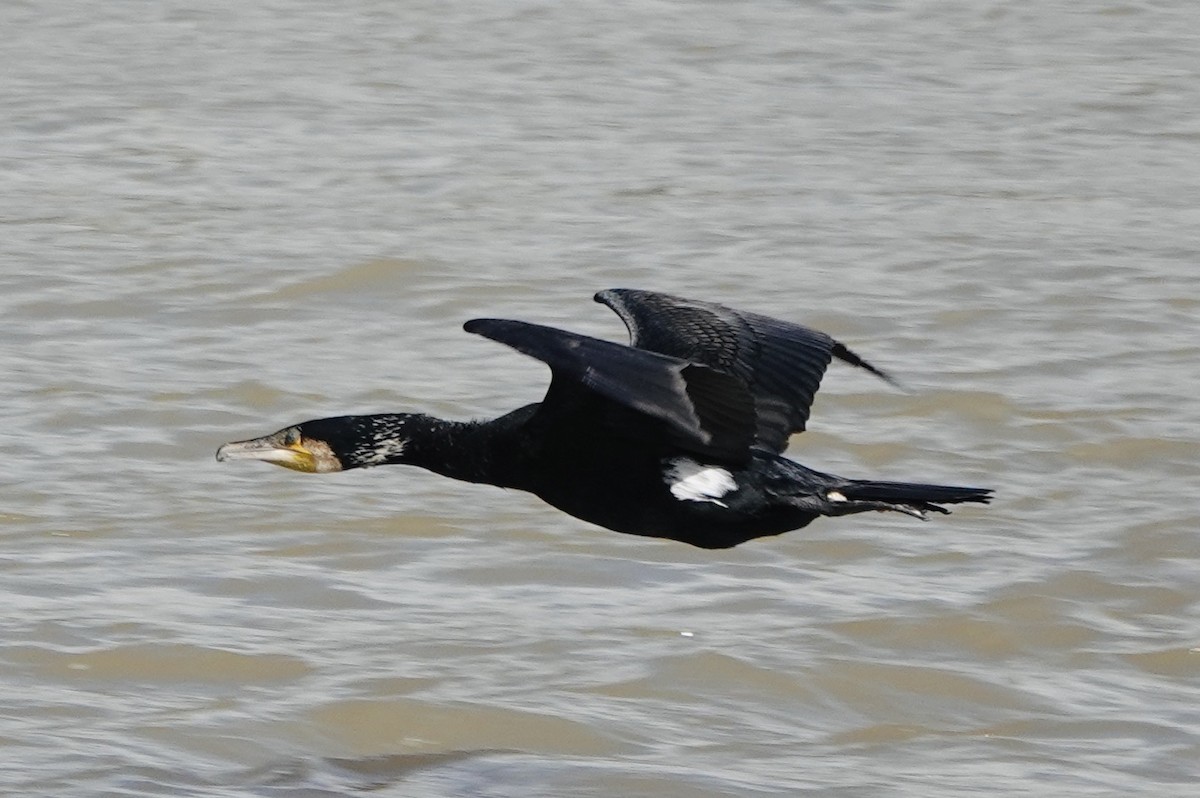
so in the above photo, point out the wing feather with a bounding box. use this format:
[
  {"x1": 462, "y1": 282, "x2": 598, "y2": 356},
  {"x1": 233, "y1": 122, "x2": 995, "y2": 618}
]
[
  {"x1": 595, "y1": 289, "x2": 894, "y2": 453},
  {"x1": 463, "y1": 318, "x2": 756, "y2": 461}
]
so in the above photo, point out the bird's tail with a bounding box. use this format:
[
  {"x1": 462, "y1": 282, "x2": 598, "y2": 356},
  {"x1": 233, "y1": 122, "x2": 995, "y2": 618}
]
[{"x1": 833, "y1": 479, "x2": 993, "y2": 519}]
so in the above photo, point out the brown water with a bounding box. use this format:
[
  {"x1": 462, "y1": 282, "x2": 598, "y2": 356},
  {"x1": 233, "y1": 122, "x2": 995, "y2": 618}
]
[{"x1": 3, "y1": 1, "x2": 1199, "y2": 795}]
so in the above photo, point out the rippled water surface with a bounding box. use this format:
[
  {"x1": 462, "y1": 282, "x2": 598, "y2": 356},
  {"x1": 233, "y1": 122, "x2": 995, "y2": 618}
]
[{"x1": 3, "y1": 1, "x2": 1198, "y2": 795}]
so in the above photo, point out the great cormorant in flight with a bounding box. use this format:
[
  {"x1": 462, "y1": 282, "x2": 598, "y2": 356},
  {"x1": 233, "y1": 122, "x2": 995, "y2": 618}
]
[{"x1": 217, "y1": 289, "x2": 991, "y2": 548}]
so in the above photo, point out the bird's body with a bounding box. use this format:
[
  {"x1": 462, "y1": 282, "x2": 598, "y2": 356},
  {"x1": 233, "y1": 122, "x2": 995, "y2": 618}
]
[{"x1": 218, "y1": 289, "x2": 991, "y2": 548}]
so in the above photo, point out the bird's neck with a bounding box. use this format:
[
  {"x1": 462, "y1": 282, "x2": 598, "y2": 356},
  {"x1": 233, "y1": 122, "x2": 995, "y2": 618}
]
[{"x1": 358, "y1": 410, "x2": 530, "y2": 486}]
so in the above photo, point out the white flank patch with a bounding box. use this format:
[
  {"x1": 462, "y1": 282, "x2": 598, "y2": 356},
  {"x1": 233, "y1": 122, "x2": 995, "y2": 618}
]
[
  {"x1": 827, "y1": 491, "x2": 847, "y2": 502},
  {"x1": 665, "y1": 458, "x2": 737, "y2": 507}
]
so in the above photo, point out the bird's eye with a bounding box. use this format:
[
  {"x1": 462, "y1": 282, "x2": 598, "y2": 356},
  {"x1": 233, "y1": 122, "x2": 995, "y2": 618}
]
[{"x1": 284, "y1": 428, "x2": 300, "y2": 446}]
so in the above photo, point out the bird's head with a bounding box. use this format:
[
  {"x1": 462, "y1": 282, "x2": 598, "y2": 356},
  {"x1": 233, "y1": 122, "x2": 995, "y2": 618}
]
[{"x1": 216, "y1": 415, "x2": 418, "y2": 473}]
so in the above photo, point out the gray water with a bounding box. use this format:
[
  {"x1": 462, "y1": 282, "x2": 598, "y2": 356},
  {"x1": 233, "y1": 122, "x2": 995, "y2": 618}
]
[{"x1": 3, "y1": 1, "x2": 1198, "y2": 795}]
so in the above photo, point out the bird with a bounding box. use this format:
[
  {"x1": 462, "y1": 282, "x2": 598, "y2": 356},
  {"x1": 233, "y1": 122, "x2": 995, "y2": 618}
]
[{"x1": 216, "y1": 289, "x2": 992, "y2": 549}]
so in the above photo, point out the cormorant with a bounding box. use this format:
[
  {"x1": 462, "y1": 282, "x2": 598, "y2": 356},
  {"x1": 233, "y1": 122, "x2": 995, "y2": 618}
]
[{"x1": 217, "y1": 289, "x2": 991, "y2": 548}]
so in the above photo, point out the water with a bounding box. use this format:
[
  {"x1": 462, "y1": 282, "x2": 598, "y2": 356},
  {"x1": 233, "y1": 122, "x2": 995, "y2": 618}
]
[{"x1": 3, "y1": 1, "x2": 1198, "y2": 795}]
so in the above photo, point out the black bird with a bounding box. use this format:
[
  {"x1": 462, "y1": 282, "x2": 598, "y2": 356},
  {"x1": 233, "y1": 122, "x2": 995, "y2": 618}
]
[{"x1": 217, "y1": 289, "x2": 991, "y2": 548}]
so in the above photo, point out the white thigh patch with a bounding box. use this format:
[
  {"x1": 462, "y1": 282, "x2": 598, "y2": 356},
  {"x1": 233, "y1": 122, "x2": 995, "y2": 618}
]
[{"x1": 664, "y1": 458, "x2": 737, "y2": 507}]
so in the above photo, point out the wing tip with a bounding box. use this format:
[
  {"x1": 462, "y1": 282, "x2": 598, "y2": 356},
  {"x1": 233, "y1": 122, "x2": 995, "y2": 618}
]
[
  {"x1": 831, "y1": 341, "x2": 904, "y2": 391},
  {"x1": 594, "y1": 288, "x2": 631, "y2": 307},
  {"x1": 463, "y1": 317, "x2": 504, "y2": 335}
]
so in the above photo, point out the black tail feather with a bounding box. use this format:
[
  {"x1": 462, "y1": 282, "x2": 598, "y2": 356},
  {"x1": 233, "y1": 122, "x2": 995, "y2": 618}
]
[{"x1": 840, "y1": 480, "x2": 993, "y2": 516}]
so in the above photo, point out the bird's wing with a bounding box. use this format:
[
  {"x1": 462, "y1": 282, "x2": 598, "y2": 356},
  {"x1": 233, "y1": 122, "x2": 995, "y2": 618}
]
[
  {"x1": 463, "y1": 318, "x2": 756, "y2": 462},
  {"x1": 595, "y1": 288, "x2": 895, "y2": 454}
]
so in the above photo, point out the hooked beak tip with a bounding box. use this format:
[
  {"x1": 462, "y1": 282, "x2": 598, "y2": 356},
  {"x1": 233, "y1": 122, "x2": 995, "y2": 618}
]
[{"x1": 215, "y1": 439, "x2": 270, "y2": 463}]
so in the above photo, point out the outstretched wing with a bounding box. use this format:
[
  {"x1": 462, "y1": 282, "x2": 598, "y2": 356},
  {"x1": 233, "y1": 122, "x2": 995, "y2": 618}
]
[
  {"x1": 463, "y1": 318, "x2": 756, "y2": 462},
  {"x1": 595, "y1": 288, "x2": 895, "y2": 454}
]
